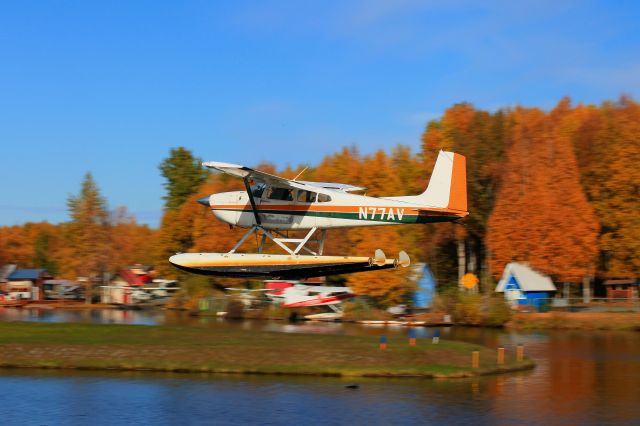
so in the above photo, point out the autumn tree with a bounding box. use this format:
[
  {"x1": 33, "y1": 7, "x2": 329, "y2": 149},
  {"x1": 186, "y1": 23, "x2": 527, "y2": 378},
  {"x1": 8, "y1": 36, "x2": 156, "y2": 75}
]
[
  {"x1": 33, "y1": 226, "x2": 59, "y2": 275},
  {"x1": 347, "y1": 227, "x2": 414, "y2": 307},
  {"x1": 0, "y1": 225, "x2": 37, "y2": 267},
  {"x1": 420, "y1": 103, "x2": 510, "y2": 288},
  {"x1": 67, "y1": 172, "x2": 111, "y2": 302},
  {"x1": 568, "y1": 98, "x2": 640, "y2": 277},
  {"x1": 109, "y1": 206, "x2": 156, "y2": 270},
  {"x1": 596, "y1": 98, "x2": 640, "y2": 277},
  {"x1": 0, "y1": 222, "x2": 62, "y2": 273},
  {"x1": 487, "y1": 102, "x2": 599, "y2": 283}
]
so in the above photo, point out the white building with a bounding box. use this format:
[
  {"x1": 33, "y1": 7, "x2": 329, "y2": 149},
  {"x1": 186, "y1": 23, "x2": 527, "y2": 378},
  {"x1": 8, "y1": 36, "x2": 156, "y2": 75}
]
[{"x1": 495, "y1": 262, "x2": 556, "y2": 309}]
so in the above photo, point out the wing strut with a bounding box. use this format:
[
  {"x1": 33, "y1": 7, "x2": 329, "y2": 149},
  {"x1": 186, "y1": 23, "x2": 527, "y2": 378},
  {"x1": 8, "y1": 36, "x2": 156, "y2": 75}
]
[
  {"x1": 242, "y1": 176, "x2": 261, "y2": 226},
  {"x1": 228, "y1": 226, "x2": 327, "y2": 256}
]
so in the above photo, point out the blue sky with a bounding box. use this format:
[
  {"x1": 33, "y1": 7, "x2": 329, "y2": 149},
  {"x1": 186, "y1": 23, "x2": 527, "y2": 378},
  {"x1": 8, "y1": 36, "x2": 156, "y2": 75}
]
[{"x1": 1, "y1": 0, "x2": 638, "y2": 227}]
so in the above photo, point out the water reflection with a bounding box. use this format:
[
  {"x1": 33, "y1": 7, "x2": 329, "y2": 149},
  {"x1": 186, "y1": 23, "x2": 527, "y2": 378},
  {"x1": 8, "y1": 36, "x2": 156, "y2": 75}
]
[{"x1": 0, "y1": 306, "x2": 167, "y2": 325}]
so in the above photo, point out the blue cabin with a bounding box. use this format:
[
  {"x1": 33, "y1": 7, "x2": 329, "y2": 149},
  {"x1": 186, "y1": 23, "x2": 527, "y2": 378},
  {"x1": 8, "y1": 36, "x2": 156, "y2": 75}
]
[
  {"x1": 413, "y1": 265, "x2": 436, "y2": 309},
  {"x1": 495, "y1": 263, "x2": 556, "y2": 310}
]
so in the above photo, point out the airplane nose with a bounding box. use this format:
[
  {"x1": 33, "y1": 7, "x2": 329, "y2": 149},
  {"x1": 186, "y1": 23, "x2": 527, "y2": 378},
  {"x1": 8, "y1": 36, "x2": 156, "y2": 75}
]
[{"x1": 197, "y1": 196, "x2": 211, "y2": 207}]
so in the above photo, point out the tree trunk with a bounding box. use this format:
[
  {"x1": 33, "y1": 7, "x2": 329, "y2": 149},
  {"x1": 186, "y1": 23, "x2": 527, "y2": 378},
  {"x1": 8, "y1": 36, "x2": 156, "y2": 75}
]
[
  {"x1": 85, "y1": 280, "x2": 92, "y2": 304},
  {"x1": 563, "y1": 282, "x2": 571, "y2": 300},
  {"x1": 457, "y1": 239, "x2": 466, "y2": 290},
  {"x1": 468, "y1": 241, "x2": 477, "y2": 274},
  {"x1": 582, "y1": 276, "x2": 591, "y2": 304}
]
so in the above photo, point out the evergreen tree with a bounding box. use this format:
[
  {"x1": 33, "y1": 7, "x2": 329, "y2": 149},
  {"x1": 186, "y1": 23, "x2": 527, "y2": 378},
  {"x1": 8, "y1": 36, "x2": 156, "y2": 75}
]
[
  {"x1": 159, "y1": 147, "x2": 208, "y2": 210},
  {"x1": 155, "y1": 147, "x2": 209, "y2": 274}
]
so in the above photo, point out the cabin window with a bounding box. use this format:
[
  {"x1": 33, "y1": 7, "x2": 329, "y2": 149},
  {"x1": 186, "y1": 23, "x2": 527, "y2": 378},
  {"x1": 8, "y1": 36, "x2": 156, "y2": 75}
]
[
  {"x1": 317, "y1": 193, "x2": 332, "y2": 203},
  {"x1": 266, "y1": 187, "x2": 293, "y2": 201},
  {"x1": 296, "y1": 190, "x2": 317, "y2": 203},
  {"x1": 251, "y1": 183, "x2": 266, "y2": 198}
]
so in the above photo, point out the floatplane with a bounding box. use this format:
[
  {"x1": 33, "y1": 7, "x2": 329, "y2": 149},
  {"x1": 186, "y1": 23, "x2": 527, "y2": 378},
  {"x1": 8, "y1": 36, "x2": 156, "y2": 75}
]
[
  {"x1": 225, "y1": 281, "x2": 355, "y2": 319},
  {"x1": 263, "y1": 281, "x2": 355, "y2": 309},
  {"x1": 169, "y1": 150, "x2": 468, "y2": 279}
]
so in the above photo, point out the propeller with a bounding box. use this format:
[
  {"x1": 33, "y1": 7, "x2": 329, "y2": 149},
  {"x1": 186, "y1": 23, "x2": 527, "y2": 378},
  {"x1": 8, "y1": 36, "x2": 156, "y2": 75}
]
[
  {"x1": 397, "y1": 251, "x2": 410, "y2": 268},
  {"x1": 373, "y1": 249, "x2": 386, "y2": 266}
]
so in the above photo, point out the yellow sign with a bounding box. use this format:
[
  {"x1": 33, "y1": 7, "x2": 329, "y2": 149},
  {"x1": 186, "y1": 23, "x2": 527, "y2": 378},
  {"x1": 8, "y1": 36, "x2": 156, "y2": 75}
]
[{"x1": 460, "y1": 273, "x2": 479, "y2": 289}]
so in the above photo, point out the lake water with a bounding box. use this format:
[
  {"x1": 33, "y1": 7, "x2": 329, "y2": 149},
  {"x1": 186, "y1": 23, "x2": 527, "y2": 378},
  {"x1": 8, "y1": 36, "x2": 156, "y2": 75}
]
[{"x1": 1, "y1": 307, "x2": 639, "y2": 425}]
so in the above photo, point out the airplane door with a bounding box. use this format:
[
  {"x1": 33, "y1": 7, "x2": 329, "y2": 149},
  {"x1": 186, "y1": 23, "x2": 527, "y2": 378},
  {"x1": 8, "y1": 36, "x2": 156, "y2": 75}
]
[
  {"x1": 293, "y1": 189, "x2": 317, "y2": 229},
  {"x1": 258, "y1": 186, "x2": 294, "y2": 228}
]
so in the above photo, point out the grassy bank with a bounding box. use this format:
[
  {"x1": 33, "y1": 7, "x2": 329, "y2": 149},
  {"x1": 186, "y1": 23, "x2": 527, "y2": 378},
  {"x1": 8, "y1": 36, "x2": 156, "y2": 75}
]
[
  {"x1": 0, "y1": 322, "x2": 532, "y2": 378},
  {"x1": 507, "y1": 312, "x2": 640, "y2": 330}
]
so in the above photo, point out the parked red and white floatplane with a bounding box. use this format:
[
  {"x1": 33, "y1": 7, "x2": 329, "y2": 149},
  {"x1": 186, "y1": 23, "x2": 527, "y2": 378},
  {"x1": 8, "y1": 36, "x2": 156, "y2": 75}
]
[
  {"x1": 169, "y1": 150, "x2": 468, "y2": 279},
  {"x1": 263, "y1": 281, "x2": 355, "y2": 309}
]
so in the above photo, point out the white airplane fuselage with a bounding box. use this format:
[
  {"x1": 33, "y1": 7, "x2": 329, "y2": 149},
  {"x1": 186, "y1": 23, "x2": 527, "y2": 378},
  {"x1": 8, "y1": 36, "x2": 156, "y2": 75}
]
[
  {"x1": 206, "y1": 150, "x2": 468, "y2": 231},
  {"x1": 208, "y1": 189, "x2": 463, "y2": 231}
]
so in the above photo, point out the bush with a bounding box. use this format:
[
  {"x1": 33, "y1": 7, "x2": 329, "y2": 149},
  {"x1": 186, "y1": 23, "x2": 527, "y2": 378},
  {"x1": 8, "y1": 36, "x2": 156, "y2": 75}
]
[
  {"x1": 342, "y1": 299, "x2": 393, "y2": 321},
  {"x1": 437, "y1": 290, "x2": 512, "y2": 327},
  {"x1": 225, "y1": 297, "x2": 245, "y2": 319},
  {"x1": 453, "y1": 293, "x2": 483, "y2": 325},
  {"x1": 483, "y1": 296, "x2": 512, "y2": 327}
]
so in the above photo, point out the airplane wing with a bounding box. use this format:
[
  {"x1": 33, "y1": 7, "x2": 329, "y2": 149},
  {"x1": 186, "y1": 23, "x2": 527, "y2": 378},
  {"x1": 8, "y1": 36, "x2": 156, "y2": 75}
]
[{"x1": 202, "y1": 161, "x2": 365, "y2": 192}]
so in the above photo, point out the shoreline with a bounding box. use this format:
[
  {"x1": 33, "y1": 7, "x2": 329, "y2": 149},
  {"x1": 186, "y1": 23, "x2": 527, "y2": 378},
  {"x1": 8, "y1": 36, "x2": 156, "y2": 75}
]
[
  {"x1": 3, "y1": 302, "x2": 640, "y2": 331},
  {"x1": 0, "y1": 322, "x2": 533, "y2": 379},
  {"x1": 506, "y1": 312, "x2": 640, "y2": 331},
  {"x1": 0, "y1": 361, "x2": 535, "y2": 379}
]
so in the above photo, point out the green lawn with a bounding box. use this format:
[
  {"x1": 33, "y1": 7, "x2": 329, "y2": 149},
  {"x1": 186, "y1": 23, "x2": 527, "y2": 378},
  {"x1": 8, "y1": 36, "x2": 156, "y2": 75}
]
[{"x1": 0, "y1": 322, "x2": 533, "y2": 378}]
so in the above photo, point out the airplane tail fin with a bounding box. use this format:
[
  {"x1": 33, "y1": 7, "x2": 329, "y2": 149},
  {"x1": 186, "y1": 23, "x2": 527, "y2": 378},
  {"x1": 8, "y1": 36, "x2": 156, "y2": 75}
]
[{"x1": 417, "y1": 151, "x2": 467, "y2": 211}]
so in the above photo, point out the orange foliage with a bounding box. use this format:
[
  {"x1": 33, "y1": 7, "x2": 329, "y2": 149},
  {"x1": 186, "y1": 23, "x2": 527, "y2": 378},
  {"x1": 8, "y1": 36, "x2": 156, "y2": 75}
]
[
  {"x1": 346, "y1": 227, "x2": 414, "y2": 306},
  {"x1": 487, "y1": 103, "x2": 600, "y2": 282},
  {"x1": 4, "y1": 97, "x2": 639, "y2": 290}
]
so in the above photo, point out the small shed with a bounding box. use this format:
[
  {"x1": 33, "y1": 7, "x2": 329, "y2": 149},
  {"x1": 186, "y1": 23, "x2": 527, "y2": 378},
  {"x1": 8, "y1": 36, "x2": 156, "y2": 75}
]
[
  {"x1": 413, "y1": 264, "x2": 436, "y2": 309},
  {"x1": 603, "y1": 279, "x2": 638, "y2": 300},
  {"x1": 7, "y1": 269, "x2": 52, "y2": 300},
  {"x1": 495, "y1": 263, "x2": 556, "y2": 310}
]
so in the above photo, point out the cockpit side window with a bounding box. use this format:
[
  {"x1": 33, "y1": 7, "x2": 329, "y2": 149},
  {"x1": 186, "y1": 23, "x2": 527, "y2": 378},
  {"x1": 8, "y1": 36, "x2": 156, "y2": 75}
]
[
  {"x1": 267, "y1": 187, "x2": 294, "y2": 201},
  {"x1": 317, "y1": 193, "x2": 332, "y2": 203},
  {"x1": 296, "y1": 190, "x2": 317, "y2": 203}
]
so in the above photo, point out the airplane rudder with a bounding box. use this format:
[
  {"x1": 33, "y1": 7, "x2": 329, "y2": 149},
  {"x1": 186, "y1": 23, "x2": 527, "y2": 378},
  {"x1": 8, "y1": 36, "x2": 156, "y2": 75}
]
[{"x1": 447, "y1": 153, "x2": 467, "y2": 212}]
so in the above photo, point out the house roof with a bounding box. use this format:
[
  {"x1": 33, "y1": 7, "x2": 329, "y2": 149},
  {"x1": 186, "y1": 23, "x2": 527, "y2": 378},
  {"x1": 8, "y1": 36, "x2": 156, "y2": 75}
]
[
  {"x1": 495, "y1": 262, "x2": 556, "y2": 292},
  {"x1": 8, "y1": 269, "x2": 48, "y2": 280}
]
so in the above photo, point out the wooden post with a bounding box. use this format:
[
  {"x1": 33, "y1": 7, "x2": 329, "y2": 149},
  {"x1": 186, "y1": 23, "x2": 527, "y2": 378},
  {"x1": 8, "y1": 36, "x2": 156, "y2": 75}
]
[
  {"x1": 516, "y1": 344, "x2": 524, "y2": 362},
  {"x1": 472, "y1": 351, "x2": 479, "y2": 368},
  {"x1": 379, "y1": 335, "x2": 387, "y2": 351},
  {"x1": 497, "y1": 347, "x2": 505, "y2": 365}
]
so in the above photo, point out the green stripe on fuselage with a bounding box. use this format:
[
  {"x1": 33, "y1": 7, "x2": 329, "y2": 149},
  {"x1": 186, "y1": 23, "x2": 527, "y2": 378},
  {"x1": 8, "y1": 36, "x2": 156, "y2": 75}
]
[{"x1": 212, "y1": 208, "x2": 457, "y2": 224}]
